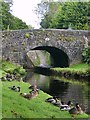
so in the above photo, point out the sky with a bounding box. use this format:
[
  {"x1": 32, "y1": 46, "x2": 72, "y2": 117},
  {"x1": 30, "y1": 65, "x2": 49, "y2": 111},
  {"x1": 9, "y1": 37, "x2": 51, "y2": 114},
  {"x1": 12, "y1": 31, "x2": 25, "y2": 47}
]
[
  {"x1": 11, "y1": 0, "x2": 67, "y2": 29},
  {"x1": 12, "y1": 0, "x2": 42, "y2": 29}
]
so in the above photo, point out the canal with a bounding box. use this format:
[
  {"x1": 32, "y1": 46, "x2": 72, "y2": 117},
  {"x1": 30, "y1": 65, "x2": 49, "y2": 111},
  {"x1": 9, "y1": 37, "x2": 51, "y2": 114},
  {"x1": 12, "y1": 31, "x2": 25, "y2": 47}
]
[{"x1": 23, "y1": 71, "x2": 90, "y2": 115}]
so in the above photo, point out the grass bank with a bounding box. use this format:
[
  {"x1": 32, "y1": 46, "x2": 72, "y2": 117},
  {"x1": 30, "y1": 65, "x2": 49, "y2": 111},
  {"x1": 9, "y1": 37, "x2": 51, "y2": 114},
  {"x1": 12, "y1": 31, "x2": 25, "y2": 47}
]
[
  {"x1": 51, "y1": 63, "x2": 90, "y2": 81},
  {"x1": 1, "y1": 81, "x2": 89, "y2": 119},
  {"x1": 0, "y1": 60, "x2": 26, "y2": 77}
]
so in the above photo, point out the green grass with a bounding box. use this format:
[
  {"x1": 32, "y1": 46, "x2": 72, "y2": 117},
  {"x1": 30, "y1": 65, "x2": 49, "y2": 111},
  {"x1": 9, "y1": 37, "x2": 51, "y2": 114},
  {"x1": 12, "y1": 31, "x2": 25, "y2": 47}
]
[
  {"x1": 52, "y1": 63, "x2": 89, "y2": 73},
  {"x1": 51, "y1": 63, "x2": 90, "y2": 80},
  {"x1": 0, "y1": 60, "x2": 26, "y2": 78},
  {"x1": 70, "y1": 63, "x2": 89, "y2": 70},
  {"x1": 1, "y1": 81, "x2": 89, "y2": 119},
  {"x1": 0, "y1": 70, "x2": 3, "y2": 77}
]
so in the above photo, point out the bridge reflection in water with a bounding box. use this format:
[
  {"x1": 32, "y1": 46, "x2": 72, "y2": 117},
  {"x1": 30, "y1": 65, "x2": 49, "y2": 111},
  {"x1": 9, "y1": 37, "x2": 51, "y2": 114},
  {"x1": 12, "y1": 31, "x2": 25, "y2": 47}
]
[{"x1": 24, "y1": 71, "x2": 90, "y2": 115}]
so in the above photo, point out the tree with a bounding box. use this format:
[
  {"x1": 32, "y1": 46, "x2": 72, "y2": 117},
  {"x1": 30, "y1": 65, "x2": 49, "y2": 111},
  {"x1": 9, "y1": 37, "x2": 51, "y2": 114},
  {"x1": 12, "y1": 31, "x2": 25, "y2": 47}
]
[
  {"x1": 38, "y1": 1, "x2": 89, "y2": 30},
  {"x1": 35, "y1": 0, "x2": 49, "y2": 19},
  {"x1": 1, "y1": 1, "x2": 13, "y2": 30},
  {"x1": 51, "y1": 2, "x2": 88, "y2": 29},
  {"x1": 1, "y1": 0, "x2": 29, "y2": 30},
  {"x1": 40, "y1": 2, "x2": 61, "y2": 28},
  {"x1": 11, "y1": 16, "x2": 29, "y2": 30}
]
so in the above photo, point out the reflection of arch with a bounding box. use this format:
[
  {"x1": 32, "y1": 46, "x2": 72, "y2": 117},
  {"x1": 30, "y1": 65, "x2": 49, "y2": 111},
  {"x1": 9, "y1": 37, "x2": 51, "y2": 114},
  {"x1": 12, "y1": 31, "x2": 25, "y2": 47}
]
[{"x1": 31, "y1": 46, "x2": 70, "y2": 68}]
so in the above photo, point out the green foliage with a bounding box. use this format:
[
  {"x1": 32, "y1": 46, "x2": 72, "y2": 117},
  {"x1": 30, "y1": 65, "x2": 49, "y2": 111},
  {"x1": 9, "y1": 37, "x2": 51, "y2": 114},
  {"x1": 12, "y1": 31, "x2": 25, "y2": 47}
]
[
  {"x1": 13, "y1": 67, "x2": 26, "y2": 76},
  {"x1": 1, "y1": 60, "x2": 26, "y2": 78},
  {"x1": 1, "y1": 0, "x2": 29, "y2": 30},
  {"x1": 40, "y1": 14, "x2": 52, "y2": 28},
  {"x1": 40, "y1": 2, "x2": 60, "y2": 28},
  {"x1": 40, "y1": 2, "x2": 89, "y2": 30},
  {"x1": 11, "y1": 16, "x2": 29, "y2": 30},
  {"x1": 82, "y1": 47, "x2": 90, "y2": 64}
]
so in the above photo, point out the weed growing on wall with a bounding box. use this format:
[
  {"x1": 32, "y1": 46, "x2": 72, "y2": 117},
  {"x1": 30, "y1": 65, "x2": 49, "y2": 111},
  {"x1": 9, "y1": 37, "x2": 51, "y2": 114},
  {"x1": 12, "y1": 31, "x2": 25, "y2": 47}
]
[{"x1": 82, "y1": 47, "x2": 90, "y2": 64}]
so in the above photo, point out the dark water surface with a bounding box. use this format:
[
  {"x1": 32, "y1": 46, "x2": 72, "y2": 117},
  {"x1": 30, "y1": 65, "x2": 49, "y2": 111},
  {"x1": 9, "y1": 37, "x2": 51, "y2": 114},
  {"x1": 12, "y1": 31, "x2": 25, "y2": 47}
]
[{"x1": 24, "y1": 72, "x2": 90, "y2": 114}]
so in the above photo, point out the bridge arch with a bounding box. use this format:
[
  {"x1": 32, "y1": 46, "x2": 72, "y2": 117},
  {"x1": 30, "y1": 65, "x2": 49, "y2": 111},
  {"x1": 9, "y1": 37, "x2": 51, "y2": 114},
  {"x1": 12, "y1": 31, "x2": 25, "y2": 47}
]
[{"x1": 28, "y1": 46, "x2": 70, "y2": 68}]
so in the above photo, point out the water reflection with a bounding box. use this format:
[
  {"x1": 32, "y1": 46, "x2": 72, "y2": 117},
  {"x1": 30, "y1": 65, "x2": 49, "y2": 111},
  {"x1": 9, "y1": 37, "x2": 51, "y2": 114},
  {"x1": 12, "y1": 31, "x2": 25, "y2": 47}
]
[
  {"x1": 49, "y1": 79, "x2": 69, "y2": 97},
  {"x1": 24, "y1": 72, "x2": 90, "y2": 114}
]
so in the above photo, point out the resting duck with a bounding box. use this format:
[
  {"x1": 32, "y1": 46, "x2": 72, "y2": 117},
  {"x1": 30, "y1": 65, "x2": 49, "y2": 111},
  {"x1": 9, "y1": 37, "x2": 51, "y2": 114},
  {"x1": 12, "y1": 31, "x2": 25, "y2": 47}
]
[
  {"x1": 15, "y1": 86, "x2": 20, "y2": 92},
  {"x1": 20, "y1": 89, "x2": 39, "y2": 100},
  {"x1": 53, "y1": 100, "x2": 64, "y2": 107},
  {"x1": 69, "y1": 103, "x2": 83, "y2": 117},
  {"x1": 9, "y1": 86, "x2": 20, "y2": 92},
  {"x1": 60, "y1": 101, "x2": 72, "y2": 111},
  {"x1": 45, "y1": 96, "x2": 58, "y2": 104},
  {"x1": 9, "y1": 86, "x2": 16, "y2": 90}
]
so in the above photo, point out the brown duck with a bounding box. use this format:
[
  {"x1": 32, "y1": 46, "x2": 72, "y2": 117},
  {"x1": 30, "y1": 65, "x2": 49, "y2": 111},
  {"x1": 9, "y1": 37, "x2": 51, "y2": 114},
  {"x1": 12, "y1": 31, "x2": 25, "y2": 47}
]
[
  {"x1": 69, "y1": 103, "x2": 83, "y2": 117},
  {"x1": 20, "y1": 89, "x2": 39, "y2": 100}
]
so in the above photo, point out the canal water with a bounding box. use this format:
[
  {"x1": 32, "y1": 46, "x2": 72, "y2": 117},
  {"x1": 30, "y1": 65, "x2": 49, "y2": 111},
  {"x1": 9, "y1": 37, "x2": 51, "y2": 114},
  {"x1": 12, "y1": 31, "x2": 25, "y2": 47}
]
[{"x1": 24, "y1": 72, "x2": 90, "y2": 115}]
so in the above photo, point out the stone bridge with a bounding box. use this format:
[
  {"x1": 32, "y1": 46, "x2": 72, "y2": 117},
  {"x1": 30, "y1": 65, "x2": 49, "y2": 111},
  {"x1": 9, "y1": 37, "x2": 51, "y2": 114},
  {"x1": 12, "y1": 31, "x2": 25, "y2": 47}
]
[{"x1": 1, "y1": 29, "x2": 90, "y2": 67}]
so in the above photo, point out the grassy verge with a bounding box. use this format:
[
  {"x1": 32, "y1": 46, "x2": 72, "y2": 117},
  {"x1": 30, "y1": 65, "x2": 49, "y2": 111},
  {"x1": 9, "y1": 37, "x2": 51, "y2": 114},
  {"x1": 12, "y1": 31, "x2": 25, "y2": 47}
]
[
  {"x1": 1, "y1": 80, "x2": 89, "y2": 119},
  {"x1": 51, "y1": 63, "x2": 90, "y2": 81},
  {"x1": 0, "y1": 60, "x2": 26, "y2": 80}
]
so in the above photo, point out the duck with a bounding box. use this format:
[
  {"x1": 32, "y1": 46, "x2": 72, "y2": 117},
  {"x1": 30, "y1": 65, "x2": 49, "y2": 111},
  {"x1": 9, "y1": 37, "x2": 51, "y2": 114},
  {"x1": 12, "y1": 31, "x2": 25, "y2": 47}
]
[
  {"x1": 9, "y1": 85, "x2": 16, "y2": 90},
  {"x1": 31, "y1": 89, "x2": 39, "y2": 97},
  {"x1": 60, "y1": 101, "x2": 72, "y2": 111},
  {"x1": 20, "y1": 93, "x2": 31, "y2": 99},
  {"x1": 45, "y1": 96, "x2": 58, "y2": 104},
  {"x1": 15, "y1": 86, "x2": 20, "y2": 92},
  {"x1": 75, "y1": 103, "x2": 83, "y2": 114},
  {"x1": 9, "y1": 86, "x2": 20, "y2": 92},
  {"x1": 69, "y1": 103, "x2": 83, "y2": 117},
  {"x1": 20, "y1": 89, "x2": 39, "y2": 100},
  {"x1": 53, "y1": 100, "x2": 64, "y2": 107}
]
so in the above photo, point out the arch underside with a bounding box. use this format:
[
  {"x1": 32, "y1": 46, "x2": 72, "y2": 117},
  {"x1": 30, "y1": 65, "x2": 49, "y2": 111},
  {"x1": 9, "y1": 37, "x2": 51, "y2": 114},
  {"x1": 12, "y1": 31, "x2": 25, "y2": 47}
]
[{"x1": 31, "y1": 46, "x2": 70, "y2": 68}]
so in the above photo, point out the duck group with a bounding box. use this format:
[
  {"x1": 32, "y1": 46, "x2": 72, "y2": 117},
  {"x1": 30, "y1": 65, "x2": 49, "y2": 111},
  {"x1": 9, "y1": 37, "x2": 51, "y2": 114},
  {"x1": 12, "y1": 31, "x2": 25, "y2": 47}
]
[
  {"x1": 8, "y1": 83, "x2": 39, "y2": 100},
  {"x1": 8, "y1": 82, "x2": 84, "y2": 117},
  {"x1": 45, "y1": 96, "x2": 72, "y2": 110},
  {"x1": 45, "y1": 96, "x2": 84, "y2": 117},
  {"x1": 60, "y1": 101, "x2": 72, "y2": 111}
]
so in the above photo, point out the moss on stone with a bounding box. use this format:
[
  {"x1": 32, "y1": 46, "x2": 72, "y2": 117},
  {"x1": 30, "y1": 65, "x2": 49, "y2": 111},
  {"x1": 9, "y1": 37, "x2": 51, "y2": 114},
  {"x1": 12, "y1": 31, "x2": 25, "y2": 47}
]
[{"x1": 25, "y1": 33, "x2": 30, "y2": 38}]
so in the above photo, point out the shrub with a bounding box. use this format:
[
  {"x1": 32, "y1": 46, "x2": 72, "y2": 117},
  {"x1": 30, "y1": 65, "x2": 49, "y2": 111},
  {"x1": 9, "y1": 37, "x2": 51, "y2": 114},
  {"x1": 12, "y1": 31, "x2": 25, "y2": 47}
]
[{"x1": 82, "y1": 47, "x2": 90, "y2": 64}]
